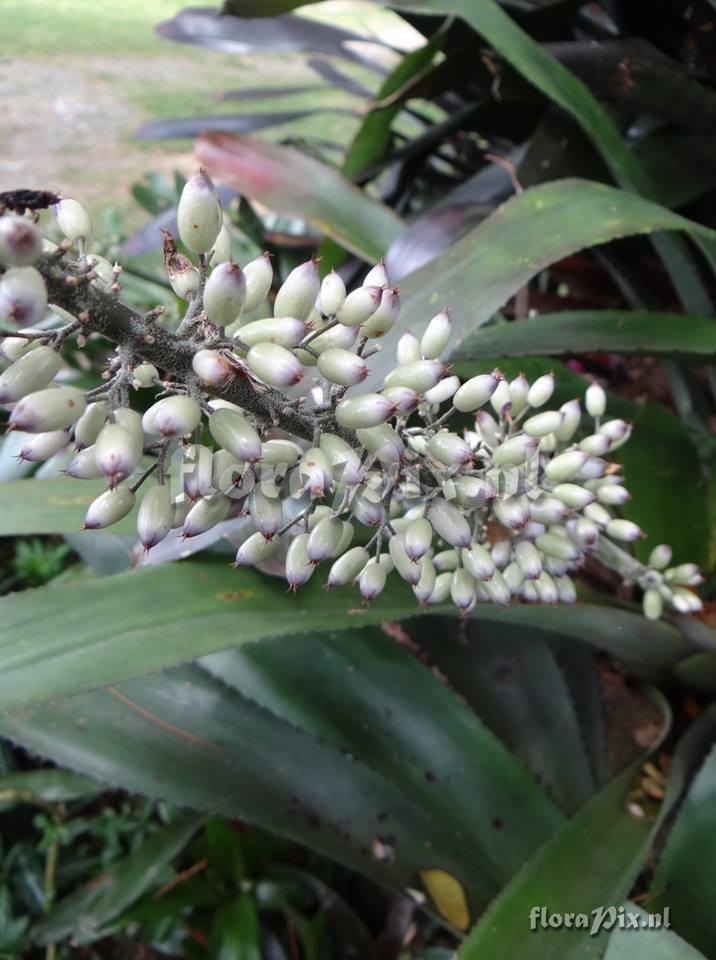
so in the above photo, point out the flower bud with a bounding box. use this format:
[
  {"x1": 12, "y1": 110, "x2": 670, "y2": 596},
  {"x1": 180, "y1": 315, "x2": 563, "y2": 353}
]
[
  {"x1": 363, "y1": 260, "x2": 389, "y2": 287},
  {"x1": 177, "y1": 170, "x2": 222, "y2": 254},
  {"x1": 535, "y1": 571, "x2": 559, "y2": 604},
  {"x1": 326, "y1": 546, "x2": 369, "y2": 587},
  {"x1": 485, "y1": 569, "x2": 511, "y2": 606},
  {"x1": 420, "y1": 310, "x2": 451, "y2": 359},
  {"x1": 238, "y1": 317, "x2": 309, "y2": 349},
  {"x1": 453, "y1": 372, "x2": 499, "y2": 413},
  {"x1": 358, "y1": 558, "x2": 387, "y2": 600},
  {"x1": 356, "y1": 424, "x2": 404, "y2": 465},
  {"x1": 492, "y1": 434, "x2": 538, "y2": 467},
  {"x1": 336, "y1": 393, "x2": 395, "y2": 429},
  {"x1": 320, "y1": 271, "x2": 347, "y2": 316},
  {"x1": 319, "y1": 433, "x2": 364, "y2": 486},
  {"x1": 514, "y1": 540, "x2": 543, "y2": 579},
  {"x1": 84, "y1": 485, "x2": 136, "y2": 529},
  {"x1": 283, "y1": 533, "x2": 313, "y2": 589},
  {"x1": 665, "y1": 563, "x2": 702, "y2": 586},
  {"x1": 307, "y1": 515, "x2": 343, "y2": 564},
  {"x1": 529, "y1": 496, "x2": 568, "y2": 525},
  {"x1": 428, "y1": 497, "x2": 471, "y2": 548},
  {"x1": 389, "y1": 533, "x2": 422, "y2": 585},
  {"x1": 579, "y1": 433, "x2": 611, "y2": 456},
  {"x1": 73, "y1": 401, "x2": 108, "y2": 450},
  {"x1": 527, "y1": 373, "x2": 554, "y2": 408},
  {"x1": 0, "y1": 345, "x2": 62, "y2": 404},
  {"x1": 396, "y1": 331, "x2": 421, "y2": 366},
  {"x1": 132, "y1": 362, "x2": 158, "y2": 390},
  {"x1": 544, "y1": 450, "x2": 588, "y2": 482},
  {"x1": 249, "y1": 484, "x2": 283, "y2": 540},
  {"x1": 523, "y1": 410, "x2": 563, "y2": 438},
  {"x1": 192, "y1": 348, "x2": 233, "y2": 387},
  {"x1": 336, "y1": 285, "x2": 381, "y2": 327},
  {"x1": 585, "y1": 382, "x2": 606, "y2": 417},
  {"x1": 451, "y1": 569, "x2": 477, "y2": 614},
  {"x1": 261, "y1": 439, "x2": 302, "y2": 467},
  {"x1": 0, "y1": 216, "x2": 43, "y2": 266},
  {"x1": 490, "y1": 379, "x2": 512, "y2": 417},
  {"x1": 55, "y1": 198, "x2": 92, "y2": 243},
  {"x1": 274, "y1": 259, "x2": 321, "y2": 321},
  {"x1": 65, "y1": 445, "x2": 103, "y2": 479},
  {"x1": 570, "y1": 517, "x2": 600, "y2": 547},
  {"x1": 536, "y1": 532, "x2": 580, "y2": 562},
  {"x1": 143, "y1": 396, "x2": 201, "y2": 439},
  {"x1": 428, "y1": 430, "x2": 472, "y2": 467},
  {"x1": 463, "y1": 542, "x2": 495, "y2": 580},
  {"x1": 183, "y1": 492, "x2": 232, "y2": 538},
  {"x1": 649, "y1": 544, "x2": 672, "y2": 570},
  {"x1": 428, "y1": 570, "x2": 452, "y2": 604},
  {"x1": 405, "y1": 518, "x2": 433, "y2": 562},
  {"x1": 362, "y1": 287, "x2": 401, "y2": 339},
  {"x1": 137, "y1": 483, "x2": 173, "y2": 550},
  {"x1": 0, "y1": 331, "x2": 43, "y2": 363},
  {"x1": 247, "y1": 342, "x2": 304, "y2": 387},
  {"x1": 552, "y1": 483, "x2": 595, "y2": 509},
  {"x1": 9, "y1": 385, "x2": 86, "y2": 432},
  {"x1": 181, "y1": 444, "x2": 213, "y2": 501},
  {"x1": 508, "y1": 373, "x2": 529, "y2": 416},
  {"x1": 596, "y1": 484, "x2": 630, "y2": 506},
  {"x1": 204, "y1": 261, "x2": 246, "y2": 327},
  {"x1": 0, "y1": 267, "x2": 47, "y2": 326},
  {"x1": 208, "y1": 223, "x2": 231, "y2": 265},
  {"x1": 423, "y1": 375, "x2": 459, "y2": 406},
  {"x1": 493, "y1": 495, "x2": 530, "y2": 529},
  {"x1": 242, "y1": 253, "x2": 273, "y2": 313},
  {"x1": 298, "y1": 447, "x2": 332, "y2": 497},
  {"x1": 553, "y1": 399, "x2": 581, "y2": 444},
  {"x1": 317, "y1": 347, "x2": 368, "y2": 387},
  {"x1": 383, "y1": 359, "x2": 445, "y2": 394},
  {"x1": 210, "y1": 408, "x2": 262, "y2": 464},
  {"x1": 454, "y1": 476, "x2": 496, "y2": 508},
  {"x1": 95, "y1": 422, "x2": 142, "y2": 486},
  {"x1": 433, "y1": 549, "x2": 459, "y2": 572},
  {"x1": 17, "y1": 429, "x2": 69, "y2": 462},
  {"x1": 235, "y1": 530, "x2": 280, "y2": 566},
  {"x1": 583, "y1": 501, "x2": 612, "y2": 527}
]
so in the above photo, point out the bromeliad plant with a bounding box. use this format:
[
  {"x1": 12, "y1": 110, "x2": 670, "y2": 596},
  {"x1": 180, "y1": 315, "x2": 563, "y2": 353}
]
[{"x1": 0, "y1": 175, "x2": 702, "y2": 619}]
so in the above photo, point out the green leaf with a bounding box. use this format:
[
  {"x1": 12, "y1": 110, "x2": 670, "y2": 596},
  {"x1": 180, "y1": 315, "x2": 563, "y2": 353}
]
[
  {"x1": 460, "y1": 701, "x2": 716, "y2": 958},
  {"x1": 32, "y1": 816, "x2": 203, "y2": 945},
  {"x1": 455, "y1": 311, "x2": 716, "y2": 359},
  {"x1": 617, "y1": 404, "x2": 709, "y2": 568},
  {"x1": 208, "y1": 897, "x2": 261, "y2": 960},
  {"x1": 386, "y1": 0, "x2": 647, "y2": 191},
  {"x1": 0, "y1": 769, "x2": 99, "y2": 812},
  {"x1": 195, "y1": 131, "x2": 404, "y2": 262},
  {"x1": 341, "y1": 28, "x2": 446, "y2": 179},
  {"x1": 0, "y1": 559, "x2": 432, "y2": 710},
  {"x1": 0, "y1": 478, "x2": 135, "y2": 535},
  {"x1": 407, "y1": 616, "x2": 600, "y2": 813},
  {"x1": 0, "y1": 631, "x2": 563, "y2": 917},
  {"x1": 372, "y1": 178, "x2": 716, "y2": 386},
  {"x1": 604, "y1": 907, "x2": 708, "y2": 960},
  {"x1": 648, "y1": 742, "x2": 716, "y2": 956}
]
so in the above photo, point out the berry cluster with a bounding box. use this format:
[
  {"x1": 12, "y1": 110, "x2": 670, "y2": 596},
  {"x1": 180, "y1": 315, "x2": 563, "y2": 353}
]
[{"x1": 0, "y1": 172, "x2": 703, "y2": 619}]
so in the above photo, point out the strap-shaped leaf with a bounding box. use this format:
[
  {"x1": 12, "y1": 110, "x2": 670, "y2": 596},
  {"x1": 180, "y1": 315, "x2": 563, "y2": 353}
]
[{"x1": 0, "y1": 630, "x2": 564, "y2": 917}]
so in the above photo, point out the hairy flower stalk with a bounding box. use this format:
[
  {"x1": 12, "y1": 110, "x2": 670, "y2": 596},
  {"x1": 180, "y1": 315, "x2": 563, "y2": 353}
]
[{"x1": 0, "y1": 182, "x2": 704, "y2": 620}]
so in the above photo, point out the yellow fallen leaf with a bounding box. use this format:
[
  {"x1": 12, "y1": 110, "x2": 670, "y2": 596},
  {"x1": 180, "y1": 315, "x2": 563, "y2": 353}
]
[{"x1": 419, "y1": 868, "x2": 470, "y2": 931}]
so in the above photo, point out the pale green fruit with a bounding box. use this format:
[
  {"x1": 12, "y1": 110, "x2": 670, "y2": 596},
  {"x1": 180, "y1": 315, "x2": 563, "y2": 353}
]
[
  {"x1": 204, "y1": 261, "x2": 246, "y2": 327},
  {"x1": 55, "y1": 198, "x2": 92, "y2": 242},
  {"x1": 0, "y1": 216, "x2": 43, "y2": 266},
  {"x1": 273, "y1": 260, "x2": 320, "y2": 321},
  {"x1": 142, "y1": 396, "x2": 201, "y2": 439},
  {"x1": 0, "y1": 266, "x2": 48, "y2": 327},
  {"x1": 9, "y1": 386, "x2": 86, "y2": 432},
  {"x1": 209, "y1": 408, "x2": 262, "y2": 463},
  {"x1": 137, "y1": 484, "x2": 173, "y2": 550},
  {"x1": 317, "y1": 348, "x2": 368, "y2": 387},
  {"x1": 286, "y1": 533, "x2": 314, "y2": 589},
  {"x1": 242, "y1": 253, "x2": 274, "y2": 313},
  {"x1": 183, "y1": 492, "x2": 231, "y2": 538},
  {"x1": 453, "y1": 372, "x2": 500, "y2": 413},
  {"x1": 84, "y1": 486, "x2": 135, "y2": 529},
  {"x1": 336, "y1": 285, "x2": 381, "y2": 327},
  {"x1": 237, "y1": 317, "x2": 308, "y2": 349},
  {"x1": 326, "y1": 545, "x2": 369, "y2": 587},
  {"x1": 247, "y1": 342, "x2": 304, "y2": 387},
  {"x1": 177, "y1": 169, "x2": 222, "y2": 254},
  {"x1": 0, "y1": 345, "x2": 61, "y2": 404}
]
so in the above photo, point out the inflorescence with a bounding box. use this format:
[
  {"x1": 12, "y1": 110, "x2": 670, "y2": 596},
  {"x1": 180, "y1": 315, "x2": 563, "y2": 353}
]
[{"x1": 0, "y1": 171, "x2": 703, "y2": 619}]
